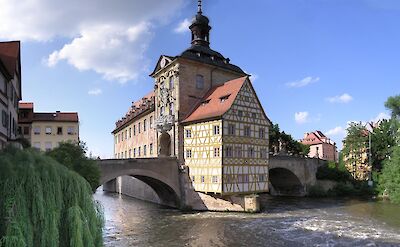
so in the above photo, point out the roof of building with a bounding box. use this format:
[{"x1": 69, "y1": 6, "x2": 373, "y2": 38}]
[
  {"x1": 182, "y1": 76, "x2": 247, "y2": 123},
  {"x1": 301, "y1": 131, "x2": 336, "y2": 146},
  {"x1": 19, "y1": 102, "x2": 34, "y2": 109},
  {"x1": 32, "y1": 112, "x2": 79, "y2": 122},
  {"x1": 112, "y1": 91, "x2": 155, "y2": 133},
  {"x1": 0, "y1": 41, "x2": 20, "y2": 77}
]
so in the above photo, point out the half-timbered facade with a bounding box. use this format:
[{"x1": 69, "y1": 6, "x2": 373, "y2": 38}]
[{"x1": 183, "y1": 77, "x2": 271, "y2": 194}]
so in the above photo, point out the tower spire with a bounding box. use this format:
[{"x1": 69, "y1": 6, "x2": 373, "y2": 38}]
[
  {"x1": 189, "y1": 0, "x2": 211, "y2": 47},
  {"x1": 197, "y1": 0, "x2": 202, "y2": 14}
]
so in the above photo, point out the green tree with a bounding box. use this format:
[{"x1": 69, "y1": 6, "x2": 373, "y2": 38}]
[
  {"x1": 385, "y1": 94, "x2": 400, "y2": 118},
  {"x1": 46, "y1": 142, "x2": 100, "y2": 192},
  {"x1": 269, "y1": 124, "x2": 280, "y2": 154},
  {"x1": 268, "y1": 123, "x2": 310, "y2": 157},
  {"x1": 342, "y1": 122, "x2": 369, "y2": 180},
  {"x1": 371, "y1": 119, "x2": 399, "y2": 171},
  {"x1": 378, "y1": 146, "x2": 400, "y2": 204}
]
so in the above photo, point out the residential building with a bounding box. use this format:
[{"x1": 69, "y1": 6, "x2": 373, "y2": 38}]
[
  {"x1": 112, "y1": 3, "x2": 271, "y2": 195},
  {"x1": 0, "y1": 41, "x2": 22, "y2": 149},
  {"x1": 301, "y1": 131, "x2": 338, "y2": 162},
  {"x1": 18, "y1": 102, "x2": 79, "y2": 151}
]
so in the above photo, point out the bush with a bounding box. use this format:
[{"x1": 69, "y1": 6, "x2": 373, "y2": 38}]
[
  {"x1": 329, "y1": 182, "x2": 356, "y2": 196},
  {"x1": 308, "y1": 185, "x2": 327, "y2": 197},
  {"x1": 46, "y1": 142, "x2": 100, "y2": 192},
  {"x1": 0, "y1": 147, "x2": 104, "y2": 247},
  {"x1": 378, "y1": 146, "x2": 400, "y2": 204},
  {"x1": 316, "y1": 164, "x2": 352, "y2": 182}
]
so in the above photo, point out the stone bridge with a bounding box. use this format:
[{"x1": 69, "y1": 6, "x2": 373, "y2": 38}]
[
  {"x1": 269, "y1": 155, "x2": 326, "y2": 196},
  {"x1": 97, "y1": 158, "x2": 185, "y2": 208}
]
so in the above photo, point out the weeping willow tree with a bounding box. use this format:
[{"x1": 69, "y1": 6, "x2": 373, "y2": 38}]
[{"x1": 0, "y1": 147, "x2": 104, "y2": 247}]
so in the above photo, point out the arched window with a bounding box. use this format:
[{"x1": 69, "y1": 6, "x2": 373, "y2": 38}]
[{"x1": 196, "y1": 74, "x2": 204, "y2": 89}]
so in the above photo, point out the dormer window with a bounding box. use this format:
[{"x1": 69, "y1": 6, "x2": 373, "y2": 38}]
[
  {"x1": 220, "y1": 94, "x2": 230, "y2": 102},
  {"x1": 201, "y1": 99, "x2": 210, "y2": 106},
  {"x1": 196, "y1": 74, "x2": 204, "y2": 89}
]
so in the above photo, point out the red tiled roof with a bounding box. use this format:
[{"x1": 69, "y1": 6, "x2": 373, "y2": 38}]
[
  {"x1": 113, "y1": 91, "x2": 155, "y2": 132},
  {"x1": 19, "y1": 102, "x2": 34, "y2": 109},
  {"x1": 33, "y1": 112, "x2": 78, "y2": 122},
  {"x1": 301, "y1": 132, "x2": 324, "y2": 145},
  {"x1": 0, "y1": 41, "x2": 20, "y2": 77},
  {"x1": 182, "y1": 76, "x2": 247, "y2": 123}
]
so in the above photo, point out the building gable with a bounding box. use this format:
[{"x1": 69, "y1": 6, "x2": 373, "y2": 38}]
[
  {"x1": 223, "y1": 79, "x2": 271, "y2": 126},
  {"x1": 150, "y1": 55, "x2": 175, "y2": 77}
]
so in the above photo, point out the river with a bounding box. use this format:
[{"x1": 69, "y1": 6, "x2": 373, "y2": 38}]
[{"x1": 94, "y1": 191, "x2": 400, "y2": 247}]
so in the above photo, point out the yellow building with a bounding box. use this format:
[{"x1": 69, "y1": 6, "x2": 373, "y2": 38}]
[
  {"x1": 182, "y1": 77, "x2": 270, "y2": 194},
  {"x1": 18, "y1": 102, "x2": 79, "y2": 151},
  {"x1": 112, "y1": 2, "x2": 271, "y2": 195}
]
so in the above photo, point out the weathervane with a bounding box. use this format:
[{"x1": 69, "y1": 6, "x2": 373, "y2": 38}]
[{"x1": 197, "y1": 0, "x2": 202, "y2": 14}]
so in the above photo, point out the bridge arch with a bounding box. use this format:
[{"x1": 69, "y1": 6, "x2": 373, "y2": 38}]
[
  {"x1": 269, "y1": 168, "x2": 304, "y2": 196},
  {"x1": 98, "y1": 158, "x2": 182, "y2": 208}
]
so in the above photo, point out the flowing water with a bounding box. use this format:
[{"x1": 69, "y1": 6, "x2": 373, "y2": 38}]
[{"x1": 94, "y1": 191, "x2": 400, "y2": 247}]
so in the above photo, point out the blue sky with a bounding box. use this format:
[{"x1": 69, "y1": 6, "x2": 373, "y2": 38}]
[{"x1": 1, "y1": 0, "x2": 399, "y2": 157}]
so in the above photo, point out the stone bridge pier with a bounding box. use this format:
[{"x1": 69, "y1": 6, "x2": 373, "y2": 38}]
[{"x1": 269, "y1": 155, "x2": 326, "y2": 196}]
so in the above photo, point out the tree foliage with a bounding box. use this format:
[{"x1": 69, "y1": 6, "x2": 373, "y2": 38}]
[
  {"x1": 269, "y1": 123, "x2": 310, "y2": 156},
  {"x1": 371, "y1": 119, "x2": 399, "y2": 170},
  {"x1": 0, "y1": 147, "x2": 104, "y2": 247},
  {"x1": 378, "y1": 146, "x2": 400, "y2": 204},
  {"x1": 385, "y1": 94, "x2": 400, "y2": 118},
  {"x1": 46, "y1": 142, "x2": 101, "y2": 192}
]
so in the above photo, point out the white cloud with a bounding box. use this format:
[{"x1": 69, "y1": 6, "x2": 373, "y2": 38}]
[
  {"x1": 295, "y1": 111, "x2": 309, "y2": 124},
  {"x1": 325, "y1": 126, "x2": 346, "y2": 136},
  {"x1": 326, "y1": 93, "x2": 353, "y2": 103},
  {"x1": 174, "y1": 18, "x2": 191, "y2": 33},
  {"x1": 286, "y1": 76, "x2": 320, "y2": 88},
  {"x1": 0, "y1": 0, "x2": 184, "y2": 82},
  {"x1": 88, "y1": 88, "x2": 102, "y2": 96}
]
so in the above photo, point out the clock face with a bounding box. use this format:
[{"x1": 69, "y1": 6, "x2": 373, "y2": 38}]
[{"x1": 160, "y1": 58, "x2": 167, "y2": 68}]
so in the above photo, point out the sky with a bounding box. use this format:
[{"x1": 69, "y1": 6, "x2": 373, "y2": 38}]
[{"x1": 1, "y1": 0, "x2": 399, "y2": 158}]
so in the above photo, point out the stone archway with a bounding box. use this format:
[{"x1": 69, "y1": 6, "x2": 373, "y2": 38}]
[
  {"x1": 269, "y1": 168, "x2": 305, "y2": 196},
  {"x1": 159, "y1": 132, "x2": 171, "y2": 156}
]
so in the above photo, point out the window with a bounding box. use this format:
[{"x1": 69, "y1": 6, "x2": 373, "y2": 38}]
[
  {"x1": 212, "y1": 176, "x2": 218, "y2": 183},
  {"x1": 2, "y1": 110, "x2": 8, "y2": 128},
  {"x1": 45, "y1": 127, "x2": 52, "y2": 135},
  {"x1": 144, "y1": 119, "x2": 147, "y2": 131},
  {"x1": 228, "y1": 124, "x2": 235, "y2": 135},
  {"x1": 134, "y1": 148, "x2": 136, "y2": 158},
  {"x1": 138, "y1": 147, "x2": 141, "y2": 157},
  {"x1": 67, "y1": 127, "x2": 75, "y2": 135},
  {"x1": 121, "y1": 131, "x2": 124, "y2": 141},
  {"x1": 129, "y1": 128, "x2": 132, "y2": 138},
  {"x1": 125, "y1": 151, "x2": 127, "y2": 158},
  {"x1": 258, "y1": 174, "x2": 266, "y2": 182},
  {"x1": 129, "y1": 149, "x2": 132, "y2": 158},
  {"x1": 57, "y1": 127, "x2": 63, "y2": 135},
  {"x1": 0, "y1": 74, "x2": 5, "y2": 94},
  {"x1": 33, "y1": 142, "x2": 40, "y2": 150},
  {"x1": 213, "y1": 125, "x2": 220, "y2": 135},
  {"x1": 260, "y1": 148, "x2": 267, "y2": 159},
  {"x1": 225, "y1": 146, "x2": 233, "y2": 157},
  {"x1": 252, "y1": 112, "x2": 257, "y2": 120},
  {"x1": 235, "y1": 147, "x2": 242, "y2": 157},
  {"x1": 238, "y1": 110, "x2": 243, "y2": 117},
  {"x1": 196, "y1": 74, "x2": 204, "y2": 89},
  {"x1": 150, "y1": 116, "x2": 153, "y2": 128},
  {"x1": 248, "y1": 147, "x2": 254, "y2": 158},
  {"x1": 220, "y1": 94, "x2": 230, "y2": 102},
  {"x1": 23, "y1": 126, "x2": 29, "y2": 135},
  {"x1": 186, "y1": 149, "x2": 192, "y2": 158},
  {"x1": 201, "y1": 176, "x2": 205, "y2": 183},
  {"x1": 244, "y1": 96, "x2": 250, "y2": 102},
  {"x1": 138, "y1": 123, "x2": 141, "y2": 133},
  {"x1": 144, "y1": 145, "x2": 147, "y2": 156},
  {"x1": 185, "y1": 129, "x2": 192, "y2": 138},
  {"x1": 214, "y1": 147, "x2": 220, "y2": 157},
  {"x1": 169, "y1": 102, "x2": 174, "y2": 115},
  {"x1": 150, "y1": 143, "x2": 153, "y2": 155},
  {"x1": 169, "y1": 76, "x2": 174, "y2": 89},
  {"x1": 160, "y1": 106, "x2": 165, "y2": 116},
  {"x1": 133, "y1": 125, "x2": 136, "y2": 136},
  {"x1": 125, "y1": 130, "x2": 128, "y2": 139},
  {"x1": 259, "y1": 128, "x2": 265, "y2": 138},
  {"x1": 45, "y1": 142, "x2": 52, "y2": 151},
  {"x1": 244, "y1": 126, "x2": 251, "y2": 137}
]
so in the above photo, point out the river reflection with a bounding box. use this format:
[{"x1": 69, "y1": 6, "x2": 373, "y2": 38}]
[{"x1": 94, "y1": 190, "x2": 400, "y2": 247}]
